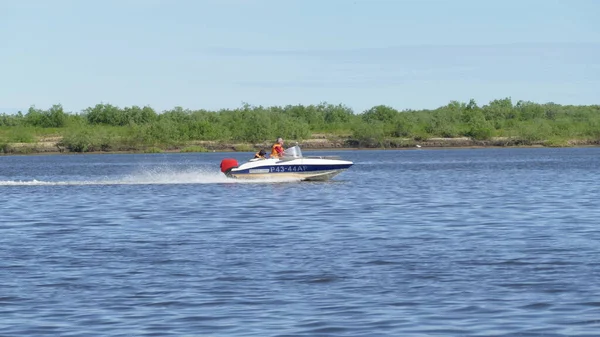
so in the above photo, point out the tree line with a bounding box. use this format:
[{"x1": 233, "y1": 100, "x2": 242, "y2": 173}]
[{"x1": 1, "y1": 98, "x2": 599, "y2": 153}]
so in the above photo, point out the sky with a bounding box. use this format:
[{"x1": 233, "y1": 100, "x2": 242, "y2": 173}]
[{"x1": 1, "y1": 0, "x2": 599, "y2": 114}]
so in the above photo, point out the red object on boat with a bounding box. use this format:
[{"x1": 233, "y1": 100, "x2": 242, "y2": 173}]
[{"x1": 220, "y1": 158, "x2": 239, "y2": 173}]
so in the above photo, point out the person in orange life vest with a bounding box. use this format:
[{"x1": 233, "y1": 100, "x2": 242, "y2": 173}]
[
  {"x1": 271, "y1": 137, "x2": 284, "y2": 158},
  {"x1": 254, "y1": 149, "x2": 267, "y2": 159}
]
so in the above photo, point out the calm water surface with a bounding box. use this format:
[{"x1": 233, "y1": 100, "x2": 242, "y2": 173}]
[{"x1": 1, "y1": 148, "x2": 599, "y2": 336}]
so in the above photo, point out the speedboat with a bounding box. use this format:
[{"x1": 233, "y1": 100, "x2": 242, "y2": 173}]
[{"x1": 220, "y1": 145, "x2": 353, "y2": 181}]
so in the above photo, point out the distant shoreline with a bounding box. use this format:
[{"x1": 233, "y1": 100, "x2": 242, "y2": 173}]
[
  {"x1": 2, "y1": 136, "x2": 599, "y2": 156},
  {"x1": 2, "y1": 99, "x2": 599, "y2": 156}
]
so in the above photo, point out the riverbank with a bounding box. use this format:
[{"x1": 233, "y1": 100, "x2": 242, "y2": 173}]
[{"x1": 2, "y1": 135, "x2": 599, "y2": 156}]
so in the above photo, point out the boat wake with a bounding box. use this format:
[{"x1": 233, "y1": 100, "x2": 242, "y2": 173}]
[{"x1": 0, "y1": 167, "x2": 302, "y2": 186}]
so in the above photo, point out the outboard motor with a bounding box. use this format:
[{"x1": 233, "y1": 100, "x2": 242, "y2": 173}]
[{"x1": 220, "y1": 158, "x2": 239, "y2": 176}]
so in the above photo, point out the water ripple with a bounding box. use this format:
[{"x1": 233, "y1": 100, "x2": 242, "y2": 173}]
[{"x1": 1, "y1": 148, "x2": 600, "y2": 336}]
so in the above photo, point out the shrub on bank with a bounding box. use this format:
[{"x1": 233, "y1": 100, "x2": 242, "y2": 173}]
[
  {"x1": 352, "y1": 121, "x2": 385, "y2": 147},
  {"x1": 58, "y1": 127, "x2": 120, "y2": 152},
  {"x1": 3, "y1": 127, "x2": 36, "y2": 143},
  {"x1": 0, "y1": 143, "x2": 9, "y2": 153},
  {"x1": 143, "y1": 147, "x2": 163, "y2": 153},
  {"x1": 24, "y1": 105, "x2": 67, "y2": 128}
]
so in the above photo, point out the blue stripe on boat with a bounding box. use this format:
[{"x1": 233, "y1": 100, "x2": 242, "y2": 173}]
[{"x1": 232, "y1": 164, "x2": 352, "y2": 174}]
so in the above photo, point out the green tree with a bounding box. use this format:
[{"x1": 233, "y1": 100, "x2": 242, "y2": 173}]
[{"x1": 84, "y1": 103, "x2": 125, "y2": 126}]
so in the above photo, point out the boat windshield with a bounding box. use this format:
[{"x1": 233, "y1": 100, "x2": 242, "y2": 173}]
[{"x1": 283, "y1": 145, "x2": 303, "y2": 158}]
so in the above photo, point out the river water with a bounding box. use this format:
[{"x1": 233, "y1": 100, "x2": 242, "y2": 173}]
[{"x1": 1, "y1": 148, "x2": 599, "y2": 336}]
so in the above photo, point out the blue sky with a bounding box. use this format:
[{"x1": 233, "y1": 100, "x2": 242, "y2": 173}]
[{"x1": 1, "y1": 0, "x2": 599, "y2": 114}]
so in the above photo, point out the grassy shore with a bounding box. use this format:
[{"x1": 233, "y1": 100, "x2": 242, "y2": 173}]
[
  {"x1": 2, "y1": 134, "x2": 599, "y2": 156},
  {"x1": 2, "y1": 99, "x2": 599, "y2": 155}
]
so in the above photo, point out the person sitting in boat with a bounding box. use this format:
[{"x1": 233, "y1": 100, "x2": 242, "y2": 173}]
[
  {"x1": 271, "y1": 137, "x2": 284, "y2": 158},
  {"x1": 253, "y1": 149, "x2": 267, "y2": 159}
]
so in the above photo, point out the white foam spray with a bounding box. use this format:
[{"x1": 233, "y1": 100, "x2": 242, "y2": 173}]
[{"x1": 0, "y1": 166, "x2": 301, "y2": 186}]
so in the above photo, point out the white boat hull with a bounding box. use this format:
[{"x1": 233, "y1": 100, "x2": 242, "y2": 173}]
[{"x1": 227, "y1": 157, "x2": 353, "y2": 181}]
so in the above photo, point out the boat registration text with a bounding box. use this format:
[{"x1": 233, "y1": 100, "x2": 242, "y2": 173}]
[{"x1": 270, "y1": 166, "x2": 309, "y2": 173}]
